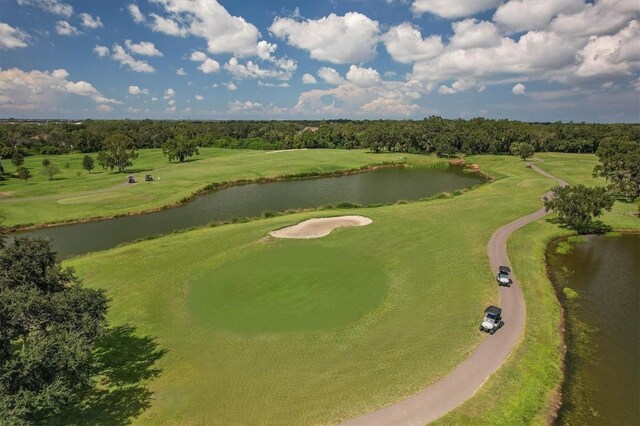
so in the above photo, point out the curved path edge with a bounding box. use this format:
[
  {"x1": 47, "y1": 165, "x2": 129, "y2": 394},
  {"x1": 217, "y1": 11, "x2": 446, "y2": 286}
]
[{"x1": 341, "y1": 164, "x2": 567, "y2": 426}]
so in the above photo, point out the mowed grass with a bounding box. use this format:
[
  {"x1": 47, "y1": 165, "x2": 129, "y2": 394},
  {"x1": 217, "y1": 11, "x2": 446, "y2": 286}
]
[
  {"x1": 62, "y1": 154, "x2": 566, "y2": 424},
  {"x1": 0, "y1": 148, "x2": 416, "y2": 227}
]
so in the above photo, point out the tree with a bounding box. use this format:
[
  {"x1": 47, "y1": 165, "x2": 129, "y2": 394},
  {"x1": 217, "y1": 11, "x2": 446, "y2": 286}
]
[
  {"x1": 42, "y1": 158, "x2": 50, "y2": 167},
  {"x1": 17, "y1": 167, "x2": 31, "y2": 184},
  {"x1": 0, "y1": 221, "x2": 6, "y2": 249},
  {"x1": 0, "y1": 237, "x2": 108, "y2": 423},
  {"x1": 11, "y1": 151, "x2": 24, "y2": 168},
  {"x1": 41, "y1": 162, "x2": 61, "y2": 181},
  {"x1": 593, "y1": 139, "x2": 640, "y2": 199},
  {"x1": 162, "y1": 135, "x2": 199, "y2": 162},
  {"x1": 82, "y1": 154, "x2": 95, "y2": 174},
  {"x1": 544, "y1": 185, "x2": 615, "y2": 232},
  {"x1": 98, "y1": 133, "x2": 138, "y2": 172},
  {"x1": 510, "y1": 142, "x2": 535, "y2": 161}
]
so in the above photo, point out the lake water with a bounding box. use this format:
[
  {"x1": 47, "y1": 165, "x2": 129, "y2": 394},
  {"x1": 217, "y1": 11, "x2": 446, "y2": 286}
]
[
  {"x1": 14, "y1": 166, "x2": 483, "y2": 259},
  {"x1": 547, "y1": 233, "x2": 640, "y2": 425}
]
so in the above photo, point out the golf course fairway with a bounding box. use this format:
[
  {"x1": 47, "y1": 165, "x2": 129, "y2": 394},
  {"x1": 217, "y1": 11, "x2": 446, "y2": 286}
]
[{"x1": 55, "y1": 153, "x2": 638, "y2": 424}]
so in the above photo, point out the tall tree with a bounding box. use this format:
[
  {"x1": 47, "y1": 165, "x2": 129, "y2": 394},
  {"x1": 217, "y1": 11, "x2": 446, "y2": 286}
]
[
  {"x1": 0, "y1": 238, "x2": 108, "y2": 423},
  {"x1": 98, "y1": 133, "x2": 138, "y2": 172},
  {"x1": 42, "y1": 162, "x2": 61, "y2": 181},
  {"x1": 17, "y1": 167, "x2": 31, "y2": 184},
  {"x1": 82, "y1": 154, "x2": 95, "y2": 174},
  {"x1": 11, "y1": 152, "x2": 24, "y2": 168},
  {"x1": 162, "y1": 135, "x2": 199, "y2": 162},
  {"x1": 593, "y1": 139, "x2": 640, "y2": 199},
  {"x1": 544, "y1": 185, "x2": 614, "y2": 232},
  {"x1": 510, "y1": 142, "x2": 535, "y2": 161}
]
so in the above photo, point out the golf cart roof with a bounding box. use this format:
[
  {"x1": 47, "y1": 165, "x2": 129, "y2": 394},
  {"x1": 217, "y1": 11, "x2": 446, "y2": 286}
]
[
  {"x1": 498, "y1": 266, "x2": 511, "y2": 273},
  {"x1": 484, "y1": 305, "x2": 502, "y2": 316}
]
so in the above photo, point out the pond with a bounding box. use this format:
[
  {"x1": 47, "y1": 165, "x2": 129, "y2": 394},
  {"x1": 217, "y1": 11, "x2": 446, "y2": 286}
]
[
  {"x1": 15, "y1": 166, "x2": 484, "y2": 259},
  {"x1": 547, "y1": 233, "x2": 640, "y2": 425}
]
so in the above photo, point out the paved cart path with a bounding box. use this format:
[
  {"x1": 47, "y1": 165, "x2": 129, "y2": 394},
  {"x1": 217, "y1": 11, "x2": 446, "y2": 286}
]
[{"x1": 342, "y1": 164, "x2": 567, "y2": 426}]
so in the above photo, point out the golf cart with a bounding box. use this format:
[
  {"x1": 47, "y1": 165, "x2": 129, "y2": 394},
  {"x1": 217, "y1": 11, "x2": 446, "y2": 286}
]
[
  {"x1": 480, "y1": 306, "x2": 504, "y2": 335},
  {"x1": 496, "y1": 265, "x2": 512, "y2": 286},
  {"x1": 127, "y1": 175, "x2": 136, "y2": 184},
  {"x1": 145, "y1": 174, "x2": 153, "y2": 182}
]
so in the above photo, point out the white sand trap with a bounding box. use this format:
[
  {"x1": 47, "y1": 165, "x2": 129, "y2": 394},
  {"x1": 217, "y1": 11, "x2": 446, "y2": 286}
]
[{"x1": 269, "y1": 215, "x2": 373, "y2": 239}]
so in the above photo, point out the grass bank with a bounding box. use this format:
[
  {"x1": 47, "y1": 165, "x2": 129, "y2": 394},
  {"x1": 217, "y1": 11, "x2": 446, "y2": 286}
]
[{"x1": 0, "y1": 149, "x2": 428, "y2": 228}]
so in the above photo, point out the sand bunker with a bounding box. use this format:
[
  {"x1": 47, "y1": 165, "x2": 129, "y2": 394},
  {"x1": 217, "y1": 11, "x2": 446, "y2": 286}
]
[{"x1": 269, "y1": 215, "x2": 373, "y2": 239}]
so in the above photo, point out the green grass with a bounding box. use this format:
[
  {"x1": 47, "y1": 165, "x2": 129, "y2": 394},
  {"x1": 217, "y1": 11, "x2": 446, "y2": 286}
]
[
  {"x1": 0, "y1": 148, "x2": 419, "y2": 227},
  {"x1": 53, "y1": 152, "x2": 638, "y2": 424},
  {"x1": 58, "y1": 154, "x2": 563, "y2": 424}
]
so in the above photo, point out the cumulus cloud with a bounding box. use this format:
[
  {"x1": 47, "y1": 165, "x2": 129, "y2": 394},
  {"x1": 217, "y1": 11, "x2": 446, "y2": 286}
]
[
  {"x1": 195, "y1": 94, "x2": 204, "y2": 100},
  {"x1": 164, "y1": 88, "x2": 175, "y2": 99},
  {"x1": 79, "y1": 13, "x2": 103, "y2": 29},
  {"x1": 317, "y1": 67, "x2": 343, "y2": 85},
  {"x1": 111, "y1": 44, "x2": 155, "y2": 73},
  {"x1": 128, "y1": 3, "x2": 145, "y2": 23},
  {"x1": 512, "y1": 83, "x2": 526, "y2": 95},
  {"x1": 128, "y1": 85, "x2": 148, "y2": 95},
  {"x1": 302, "y1": 73, "x2": 317, "y2": 84},
  {"x1": 125, "y1": 40, "x2": 163, "y2": 56},
  {"x1": 176, "y1": 68, "x2": 187, "y2": 76},
  {"x1": 199, "y1": 58, "x2": 221, "y2": 74},
  {"x1": 224, "y1": 82, "x2": 237, "y2": 91},
  {"x1": 270, "y1": 12, "x2": 379, "y2": 64},
  {"x1": 0, "y1": 23, "x2": 29, "y2": 49},
  {"x1": 345, "y1": 65, "x2": 381, "y2": 88},
  {"x1": 0, "y1": 68, "x2": 119, "y2": 111},
  {"x1": 17, "y1": 0, "x2": 72, "y2": 17},
  {"x1": 93, "y1": 44, "x2": 109, "y2": 57},
  {"x1": 383, "y1": 23, "x2": 443, "y2": 63},
  {"x1": 149, "y1": 0, "x2": 260, "y2": 57},
  {"x1": 449, "y1": 19, "x2": 501, "y2": 49},
  {"x1": 494, "y1": 0, "x2": 585, "y2": 33},
  {"x1": 412, "y1": 0, "x2": 501, "y2": 18},
  {"x1": 190, "y1": 51, "x2": 208, "y2": 62},
  {"x1": 438, "y1": 79, "x2": 479, "y2": 94},
  {"x1": 224, "y1": 57, "x2": 295, "y2": 81},
  {"x1": 97, "y1": 104, "x2": 113, "y2": 112},
  {"x1": 55, "y1": 20, "x2": 80, "y2": 36}
]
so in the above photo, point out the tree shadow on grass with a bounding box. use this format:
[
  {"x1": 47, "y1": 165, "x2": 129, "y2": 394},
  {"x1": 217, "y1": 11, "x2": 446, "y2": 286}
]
[{"x1": 45, "y1": 324, "x2": 167, "y2": 425}]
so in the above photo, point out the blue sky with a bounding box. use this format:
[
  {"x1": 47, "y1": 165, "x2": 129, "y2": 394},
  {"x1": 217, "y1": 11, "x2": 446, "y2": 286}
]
[{"x1": 0, "y1": 0, "x2": 638, "y2": 121}]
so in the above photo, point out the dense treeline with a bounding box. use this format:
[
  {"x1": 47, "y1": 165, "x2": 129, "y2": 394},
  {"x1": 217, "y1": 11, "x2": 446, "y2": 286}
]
[{"x1": 0, "y1": 117, "x2": 638, "y2": 159}]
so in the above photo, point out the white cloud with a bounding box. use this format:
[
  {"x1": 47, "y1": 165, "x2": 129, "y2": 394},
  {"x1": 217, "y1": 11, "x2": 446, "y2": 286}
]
[
  {"x1": 93, "y1": 44, "x2": 109, "y2": 57},
  {"x1": 494, "y1": 0, "x2": 585, "y2": 33},
  {"x1": 195, "y1": 94, "x2": 204, "y2": 100},
  {"x1": 257, "y1": 40, "x2": 277, "y2": 60},
  {"x1": 166, "y1": 105, "x2": 176, "y2": 113},
  {"x1": 383, "y1": 23, "x2": 443, "y2": 63},
  {"x1": 438, "y1": 79, "x2": 478, "y2": 94},
  {"x1": 345, "y1": 65, "x2": 381, "y2": 88},
  {"x1": 190, "y1": 51, "x2": 208, "y2": 62},
  {"x1": 549, "y1": 0, "x2": 638, "y2": 38},
  {"x1": 149, "y1": 0, "x2": 260, "y2": 57},
  {"x1": 224, "y1": 82, "x2": 237, "y2": 91},
  {"x1": 0, "y1": 23, "x2": 29, "y2": 49},
  {"x1": 17, "y1": 0, "x2": 72, "y2": 17},
  {"x1": 112, "y1": 44, "x2": 155, "y2": 73},
  {"x1": 125, "y1": 40, "x2": 163, "y2": 56},
  {"x1": 128, "y1": 85, "x2": 148, "y2": 95},
  {"x1": 512, "y1": 83, "x2": 526, "y2": 95},
  {"x1": 450, "y1": 19, "x2": 502, "y2": 49},
  {"x1": 574, "y1": 20, "x2": 640, "y2": 78},
  {"x1": 55, "y1": 20, "x2": 80, "y2": 36},
  {"x1": 412, "y1": 0, "x2": 501, "y2": 18},
  {"x1": 198, "y1": 58, "x2": 221, "y2": 74},
  {"x1": 151, "y1": 96, "x2": 158, "y2": 101},
  {"x1": 79, "y1": 13, "x2": 103, "y2": 29},
  {"x1": 167, "y1": 99, "x2": 176, "y2": 106},
  {"x1": 258, "y1": 81, "x2": 290, "y2": 88},
  {"x1": 0, "y1": 68, "x2": 119, "y2": 111},
  {"x1": 270, "y1": 12, "x2": 379, "y2": 64},
  {"x1": 150, "y1": 13, "x2": 188, "y2": 37},
  {"x1": 176, "y1": 67, "x2": 187, "y2": 76},
  {"x1": 128, "y1": 4, "x2": 145, "y2": 23},
  {"x1": 164, "y1": 88, "x2": 175, "y2": 99},
  {"x1": 317, "y1": 67, "x2": 343, "y2": 85},
  {"x1": 228, "y1": 100, "x2": 263, "y2": 114},
  {"x1": 601, "y1": 81, "x2": 614, "y2": 89},
  {"x1": 302, "y1": 73, "x2": 317, "y2": 84},
  {"x1": 362, "y1": 97, "x2": 421, "y2": 116},
  {"x1": 224, "y1": 57, "x2": 295, "y2": 81}
]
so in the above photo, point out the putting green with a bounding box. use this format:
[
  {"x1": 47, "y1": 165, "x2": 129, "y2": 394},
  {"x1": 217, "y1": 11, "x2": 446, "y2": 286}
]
[{"x1": 189, "y1": 241, "x2": 387, "y2": 333}]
